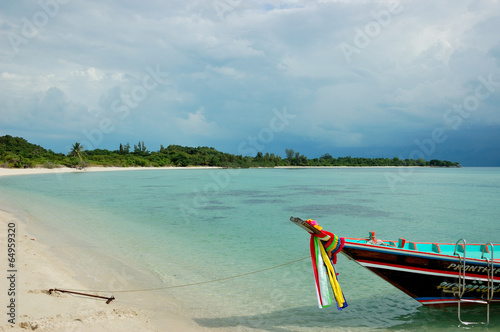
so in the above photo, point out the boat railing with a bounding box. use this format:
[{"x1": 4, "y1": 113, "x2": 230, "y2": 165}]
[
  {"x1": 481, "y1": 243, "x2": 494, "y2": 324},
  {"x1": 449, "y1": 238, "x2": 493, "y2": 326},
  {"x1": 452, "y1": 238, "x2": 467, "y2": 301}
]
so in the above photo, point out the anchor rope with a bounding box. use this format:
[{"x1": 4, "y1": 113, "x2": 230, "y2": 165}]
[{"x1": 59, "y1": 256, "x2": 309, "y2": 294}]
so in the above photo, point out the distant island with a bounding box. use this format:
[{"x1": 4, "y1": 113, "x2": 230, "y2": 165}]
[{"x1": 0, "y1": 135, "x2": 461, "y2": 169}]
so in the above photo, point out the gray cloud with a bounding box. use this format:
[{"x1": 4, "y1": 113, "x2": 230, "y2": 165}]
[{"x1": 1, "y1": 0, "x2": 499, "y2": 164}]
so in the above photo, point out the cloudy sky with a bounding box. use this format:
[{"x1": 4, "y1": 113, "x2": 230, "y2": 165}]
[{"x1": 1, "y1": 0, "x2": 499, "y2": 165}]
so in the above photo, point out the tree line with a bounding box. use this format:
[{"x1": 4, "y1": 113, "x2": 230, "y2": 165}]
[{"x1": 0, "y1": 135, "x2": 461, "y2": 169}]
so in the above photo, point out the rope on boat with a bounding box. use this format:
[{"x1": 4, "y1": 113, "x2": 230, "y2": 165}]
[{"x1": 51, "y1": 256, "x2": 309, "y2": 296}]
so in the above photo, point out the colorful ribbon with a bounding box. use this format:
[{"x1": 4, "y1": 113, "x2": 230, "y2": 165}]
[{"x1": 307, "y1": 220, "x2": 347, "y2": 310}]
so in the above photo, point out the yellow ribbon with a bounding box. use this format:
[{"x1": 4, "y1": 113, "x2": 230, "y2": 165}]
[{"x1": 318, "y1": 238, "x2": 346, "y2": 308}]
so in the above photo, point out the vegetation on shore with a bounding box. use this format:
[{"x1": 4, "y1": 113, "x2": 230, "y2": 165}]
[{"x1": 0, "y1": 135, "x2": 461, "y2": 169}]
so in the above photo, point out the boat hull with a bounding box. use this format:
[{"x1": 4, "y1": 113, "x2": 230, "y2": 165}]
[{"x1": 341, "y1": 240, "x2": 500, "y2": 306}]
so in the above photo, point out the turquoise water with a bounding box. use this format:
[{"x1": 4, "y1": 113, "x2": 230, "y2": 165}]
[{"x1": 1, "y1": 167, "x2": 499, "y2": 330}]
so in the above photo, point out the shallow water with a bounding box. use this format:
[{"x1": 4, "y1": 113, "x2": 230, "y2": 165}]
[{"x1": 1, "y1": 167, "x2": 499, "y2": 330}]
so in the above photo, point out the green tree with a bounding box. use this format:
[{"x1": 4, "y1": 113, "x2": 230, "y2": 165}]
[
  {"x1": 320, "y1": 153, "x2": 333, "y2": 162},
  {"x1": 68, "y1": 142, "x2": 84, "y2": 161}
]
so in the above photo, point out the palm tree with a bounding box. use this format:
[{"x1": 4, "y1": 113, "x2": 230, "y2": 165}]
[{"x1": 69, "y1": 142, "x2": 84, "y2": 161}]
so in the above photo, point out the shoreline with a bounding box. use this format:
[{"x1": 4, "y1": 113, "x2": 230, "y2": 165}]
[
  {"x1": 0, "y1": 166, "x2": 222, "y2": 178},
  {"x1": 0, "y1": 210, "x2": 217, "y2": 332},
  {"x1": 0, "y1": 183, "x2": 229, "y2": 331},
  {"x1": 0, "y1": 165, "x2": 460, "y2": 178},
  {"x1": 0, "y1": 208, "x2": 160, "y2": 331}
]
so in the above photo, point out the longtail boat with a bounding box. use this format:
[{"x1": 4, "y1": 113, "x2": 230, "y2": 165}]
[{"x1": 290, "y1": 217, "x2": 500, "y2": 325}]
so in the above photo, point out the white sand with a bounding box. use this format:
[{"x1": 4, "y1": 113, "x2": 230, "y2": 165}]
[
  {"x1": 0, "y1": 210, "x2": 209, "y2": 331},
  {"x1": 0, "y1": 167, "x2": 232, "y2": 332},
  {"x1": 0, "y1": 166, "x2": 221, "y2": 178}
]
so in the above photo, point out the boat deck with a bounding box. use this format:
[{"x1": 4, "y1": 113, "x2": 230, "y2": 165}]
[{"x1": 346, "y1": 237, "x2": 500, "y2": 262}]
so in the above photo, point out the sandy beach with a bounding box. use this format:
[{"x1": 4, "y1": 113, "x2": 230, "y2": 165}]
[
  {"x1": 0, "y1": 167, "x2": 228, "y2": 332},
  {"x1": 0, "y1": 166, "x2": 221, "y2": 178}
]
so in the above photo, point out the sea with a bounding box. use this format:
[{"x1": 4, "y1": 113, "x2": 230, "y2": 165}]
[{"x1": 0, "y1": 167, "x2": 499, "y2": 331}]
